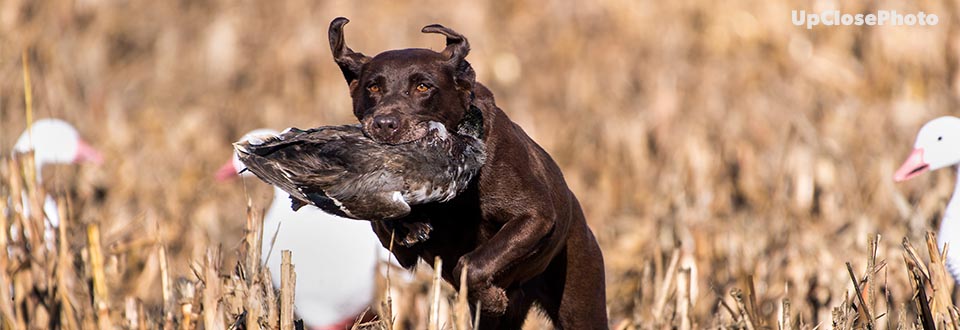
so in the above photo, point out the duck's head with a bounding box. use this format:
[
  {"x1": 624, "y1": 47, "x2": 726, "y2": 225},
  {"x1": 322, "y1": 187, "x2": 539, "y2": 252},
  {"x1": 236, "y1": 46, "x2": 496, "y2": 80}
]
[
  {"x1": 895, "y1": 116, "x2": 960, "y2": 182},
  {"x1": 216, "y1": 128, "x2": 279, "y2": 181},
  {"x1": 13, "y1": 118, "x2": 103, "y2": 169}
]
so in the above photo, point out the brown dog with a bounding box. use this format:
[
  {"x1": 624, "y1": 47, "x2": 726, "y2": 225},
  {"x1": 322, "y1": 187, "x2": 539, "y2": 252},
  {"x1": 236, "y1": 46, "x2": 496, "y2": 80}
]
[{"x1": 329, "y1": 17, "x2": 608, "y2": 329}]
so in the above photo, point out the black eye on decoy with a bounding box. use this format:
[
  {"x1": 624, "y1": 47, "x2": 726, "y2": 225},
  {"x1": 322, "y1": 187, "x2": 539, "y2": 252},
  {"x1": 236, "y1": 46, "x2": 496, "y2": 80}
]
[{"x1": 939, "y1": 136, "x2": 944, "y2": 141}]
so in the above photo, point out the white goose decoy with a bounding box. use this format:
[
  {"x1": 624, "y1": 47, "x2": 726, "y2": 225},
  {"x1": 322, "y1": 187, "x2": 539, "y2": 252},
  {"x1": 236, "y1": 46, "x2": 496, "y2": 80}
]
[
  {"x1": 895, "y1": 116, "x2": 960, "y2": 280},
  {"x1": 216, "y1": 129, "x2": 385, "y2": 330},
  {"x1": 11, "y1": 118, "x2": 102, "y2": 245}
]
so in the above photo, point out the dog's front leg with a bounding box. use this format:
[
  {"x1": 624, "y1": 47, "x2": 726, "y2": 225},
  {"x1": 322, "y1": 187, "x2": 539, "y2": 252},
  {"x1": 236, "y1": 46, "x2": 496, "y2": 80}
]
[
  {"x1": 453, "y1": 212, "x2": 558, "y2": 315},
  {"x1": 370, "y1": 220, "x2": 421, "y2": 268}
]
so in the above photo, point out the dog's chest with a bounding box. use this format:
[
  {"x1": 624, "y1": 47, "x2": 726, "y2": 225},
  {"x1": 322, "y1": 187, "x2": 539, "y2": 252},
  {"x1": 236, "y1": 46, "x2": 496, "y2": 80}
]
[{"x1": 406, "y1": 186, "x2": 497, "y2": 249}]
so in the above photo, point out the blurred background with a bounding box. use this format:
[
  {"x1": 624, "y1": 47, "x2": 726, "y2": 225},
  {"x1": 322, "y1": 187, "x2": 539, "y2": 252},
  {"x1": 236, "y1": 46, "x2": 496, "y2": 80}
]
[{"x1": 2, "y1": 0, "x2": 960, "y2": 328}]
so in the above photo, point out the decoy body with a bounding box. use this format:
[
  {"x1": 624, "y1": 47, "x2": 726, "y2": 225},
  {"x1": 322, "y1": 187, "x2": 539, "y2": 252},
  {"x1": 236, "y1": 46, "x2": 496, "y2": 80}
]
[
  {"x1": 11, "y1": 119, "x2": 102, "y2": 245},
  {"x1": 217, "y1": 129, "x2": 386, "y2": 329},
  {"x1": 234, "y1": 106, "x2": 485, "y2": 221},
  {"x1": 895, "y1": 116, "x2": 960, "y2": 280}
]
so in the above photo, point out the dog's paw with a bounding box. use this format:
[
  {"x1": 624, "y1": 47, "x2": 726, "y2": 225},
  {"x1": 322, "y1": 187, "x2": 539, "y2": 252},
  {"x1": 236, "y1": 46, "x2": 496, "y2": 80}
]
[
  {"x1": 398, "y1": 222, "x2": 432, "y2": 247},
  {"x1": 454, "y1": 258, "x2": 508, "y2": 315},
  {"x1": 477, "y1": 285, "x2": 508, "y2": 315}
]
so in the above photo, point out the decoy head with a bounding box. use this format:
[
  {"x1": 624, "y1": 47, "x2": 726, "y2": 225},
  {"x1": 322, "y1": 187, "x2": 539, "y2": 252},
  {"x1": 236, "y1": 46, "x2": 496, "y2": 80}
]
[
  {"x1": 13, "y1": 118, "x2": 103, "y2": 168},
  {"x1": 895, "y1": 116, "x2": 960, "y2": 182},
  {"x1": 216, "y1": 128, "x2": 279, "y2": 181}
]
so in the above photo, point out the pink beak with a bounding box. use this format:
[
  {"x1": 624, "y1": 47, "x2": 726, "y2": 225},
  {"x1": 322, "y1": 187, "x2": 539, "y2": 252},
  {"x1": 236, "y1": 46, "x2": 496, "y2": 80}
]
[
  {"x1": 894, "y1": 148, "x2": 930, "y2": 182},
  {"x1": 74, "y1": 139, "x2": 104, "y2": 165},
  {"x1": 215, "y1": 160, "x2": 238, "y2": 181}
]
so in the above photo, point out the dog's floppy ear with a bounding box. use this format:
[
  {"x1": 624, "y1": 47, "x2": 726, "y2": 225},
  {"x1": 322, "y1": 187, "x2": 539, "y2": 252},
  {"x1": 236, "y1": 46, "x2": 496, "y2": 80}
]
[
  {"x1": 329, "y1": 17, "x2": 371, "y2": 85},
  {"x1": 422, "y1": 24, "x2": 476, "y2": 89}
]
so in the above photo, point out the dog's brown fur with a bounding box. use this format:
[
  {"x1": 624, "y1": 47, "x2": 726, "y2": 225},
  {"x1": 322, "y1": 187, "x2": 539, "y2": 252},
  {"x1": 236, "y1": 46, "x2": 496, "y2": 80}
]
[{"x1": 329, "y1": 17, "x2": 608, "y2": 329}]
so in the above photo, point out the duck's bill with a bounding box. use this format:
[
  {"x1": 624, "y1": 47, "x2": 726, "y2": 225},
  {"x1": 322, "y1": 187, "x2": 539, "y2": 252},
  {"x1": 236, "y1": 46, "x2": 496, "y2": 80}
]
[{"x1": 894, "y1": 148, "x2": 929, "y2": 182}]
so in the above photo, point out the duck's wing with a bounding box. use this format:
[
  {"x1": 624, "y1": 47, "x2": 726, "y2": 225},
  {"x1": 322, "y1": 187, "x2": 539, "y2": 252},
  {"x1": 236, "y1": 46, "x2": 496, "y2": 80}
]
[
  {"x1": 236, "y1": 125, "x2": 416, "y2": 220},
  {"x1": 235, "y1": 126, "x2": 373, "y2": 218},
  {"x1": 237, "y1": 124, "x2": 485, "y2": 221}
]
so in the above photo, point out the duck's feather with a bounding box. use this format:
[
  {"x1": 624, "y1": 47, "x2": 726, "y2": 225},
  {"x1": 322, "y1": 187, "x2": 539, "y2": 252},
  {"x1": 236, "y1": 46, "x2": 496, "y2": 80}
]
[{"x1": 236, "y1": 109, "x2": 485, "y2": 220}]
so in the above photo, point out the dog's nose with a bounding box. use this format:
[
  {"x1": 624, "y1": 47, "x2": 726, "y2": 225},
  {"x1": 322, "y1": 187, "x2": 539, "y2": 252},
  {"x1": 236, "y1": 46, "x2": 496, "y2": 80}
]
[{"x1": 373, "y1": 115, "x2": 400, "y2": 134}]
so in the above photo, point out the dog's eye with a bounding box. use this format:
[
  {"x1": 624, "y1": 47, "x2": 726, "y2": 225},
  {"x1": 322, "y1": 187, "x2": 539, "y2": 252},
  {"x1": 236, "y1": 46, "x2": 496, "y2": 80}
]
[
  {"x1": 416, "y1": 83, "x2": 430, "y2": 93},
  {"x1": 367, "y1": 85, "x2": 380, "y2": 93}
]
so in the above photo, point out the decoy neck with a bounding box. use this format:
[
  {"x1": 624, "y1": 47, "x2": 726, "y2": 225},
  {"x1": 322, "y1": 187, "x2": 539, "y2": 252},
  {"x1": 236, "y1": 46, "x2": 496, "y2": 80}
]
[{"x1": 945, "y1": 168, "x2": 960, "y2": 218}]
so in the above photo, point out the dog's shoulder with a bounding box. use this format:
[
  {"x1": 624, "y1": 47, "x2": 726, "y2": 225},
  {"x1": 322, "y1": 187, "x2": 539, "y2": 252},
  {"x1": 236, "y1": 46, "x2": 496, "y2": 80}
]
[
  {"x1": 472, "y1": 84, "x2": 575, "y2": 217},
  {"x1": 472, "y1": 83, "x2": 555, "y2": 173}
]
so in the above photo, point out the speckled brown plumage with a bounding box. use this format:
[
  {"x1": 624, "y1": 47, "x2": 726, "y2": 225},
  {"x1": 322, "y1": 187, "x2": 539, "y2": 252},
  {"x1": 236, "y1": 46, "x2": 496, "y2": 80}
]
[{"x1": 234, "y1": 106, "x2": 485, "y2": 221}]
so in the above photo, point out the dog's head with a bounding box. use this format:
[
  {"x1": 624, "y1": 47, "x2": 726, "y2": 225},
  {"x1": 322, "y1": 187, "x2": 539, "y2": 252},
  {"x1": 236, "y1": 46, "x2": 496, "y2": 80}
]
[{"x1": 329, "y1": 17, "x2": 477, "y2": 145}]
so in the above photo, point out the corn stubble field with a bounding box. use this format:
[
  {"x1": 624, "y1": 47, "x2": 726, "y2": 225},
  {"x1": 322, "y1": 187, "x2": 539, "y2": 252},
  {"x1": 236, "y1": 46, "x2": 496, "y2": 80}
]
[{"x1": 2, "y1": 0, "x2": 960, "y2": 329}]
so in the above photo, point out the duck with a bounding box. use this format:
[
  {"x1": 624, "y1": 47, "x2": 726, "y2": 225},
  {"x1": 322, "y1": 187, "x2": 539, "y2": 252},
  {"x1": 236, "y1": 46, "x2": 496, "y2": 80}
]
[
  {"x1": 895, "y1": 116, "x2": 960, "y2": 280},
  {"x1": 216, "y1": 129, "x2": 385, "y2": 329},
  {"x1": 11, "y1": 118, "x2": 102, "y2": 246},
  {"x1": 233, "y1": 106, "x2": 485, "y2": 221}
]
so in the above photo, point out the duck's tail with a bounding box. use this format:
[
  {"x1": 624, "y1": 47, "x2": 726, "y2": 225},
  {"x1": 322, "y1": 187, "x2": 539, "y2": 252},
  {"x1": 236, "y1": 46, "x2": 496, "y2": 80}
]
[{"x1": 234, "y1": 140, "x2": 313, "y2": 209}]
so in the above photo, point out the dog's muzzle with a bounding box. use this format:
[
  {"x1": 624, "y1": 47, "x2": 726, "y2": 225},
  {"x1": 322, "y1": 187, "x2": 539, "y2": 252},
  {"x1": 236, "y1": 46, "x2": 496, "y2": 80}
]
[{"x1": 362, "y1": 114, "x2": 431, "y2": 145}]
